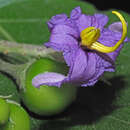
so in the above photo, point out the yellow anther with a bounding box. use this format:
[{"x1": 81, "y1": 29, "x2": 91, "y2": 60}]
[
  {"x1": 80, "y1": 27, "x2": 95, "y2": 37},
  {"x1": 80, "y1": 11, "x2": 127, "y2": 53},
  {"x1": 90, "y1": 11, "x2": 127, "y2": 53},
  {"x1": 80, "y1": 27, "x2": 100, "y2": 47}
]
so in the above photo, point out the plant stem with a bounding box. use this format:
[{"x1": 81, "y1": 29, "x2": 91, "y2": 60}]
[
  {"x1": 0, "y1": 58, "x2": 26, "y2": 80},
  {"x1": 0, "y1": 40, "x2": 64, "y2": 62},
  {"x1": 0, "y1": 58, "x2": 35, "y2": 91}
]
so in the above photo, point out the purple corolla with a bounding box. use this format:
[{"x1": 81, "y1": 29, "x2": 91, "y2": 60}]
[{"x1": 32, "y1": 7, "x2": 129, "y2": 88}]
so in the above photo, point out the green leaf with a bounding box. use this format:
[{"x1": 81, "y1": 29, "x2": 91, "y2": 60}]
[
  {"x1": 0, "y1": 0, "x2": 24, "y2": 8},
  {"x1": 0, "y1": 0, "x2": 130, "y2": 130}
]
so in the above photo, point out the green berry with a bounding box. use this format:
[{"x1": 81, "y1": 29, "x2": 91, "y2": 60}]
[
  {"x1": 0, "y1": 98, "x2": 10, "y2": 125},
  {"x1": 21, "y1": 58, "x2": 77, "y2": 116},
  {"x1": 2, "y1": 100, "x2": 30, "y2": 130}
]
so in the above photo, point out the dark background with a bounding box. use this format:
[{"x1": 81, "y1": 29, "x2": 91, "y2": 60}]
[{"x1": 82, "y1": 0, "x2": 130, "y2": 13}]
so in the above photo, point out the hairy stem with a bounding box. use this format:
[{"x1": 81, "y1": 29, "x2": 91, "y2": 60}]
[
  {"x1": 0, "y1": 40, "x2": 64, "y2": 62},
  {"x1": 0, "y1": 58, "x2": 27, "y2": 80},
  {"x1": 0, "y1": 58, "x2": 35, "y2": 91}
]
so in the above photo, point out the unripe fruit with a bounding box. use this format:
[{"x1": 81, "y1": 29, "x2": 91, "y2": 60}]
[
  {"x1": 2, "y1": 100, "x2": 30, "y2": 130},
  {"x1": 0, "y1": 98, "x2": 10, "y2": 125},
  {"x1": 21, "y1": 58, "x2": 77, "y2": 116}
]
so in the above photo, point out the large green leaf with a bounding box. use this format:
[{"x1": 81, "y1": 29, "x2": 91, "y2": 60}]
[{"x1": 0, "y1": 0, "x2": 130, "y2": 129}]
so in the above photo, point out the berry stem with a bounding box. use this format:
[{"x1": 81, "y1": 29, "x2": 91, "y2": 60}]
[{"x1": 0, "y1": 58, "x2": 35, "y2": 90}]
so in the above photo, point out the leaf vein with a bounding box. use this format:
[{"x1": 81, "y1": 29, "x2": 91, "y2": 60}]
[
  {"x1": 108, "y1": 115, "x2": 130, "y2": 125},
  {"x1": 0, "y1": 18, "x2": 49, "y2": 23}
]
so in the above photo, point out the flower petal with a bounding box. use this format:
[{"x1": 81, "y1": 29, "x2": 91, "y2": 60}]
[
  {"x1": 32, "y1": 48, "x2": 115, "y2": 88},
  {"x1": 93, "y1": 14, "x2": 108, "y2": 30},
  {"x1": 109, "y1": 22, "x2": 130, "y2": 42},
  {"x1": 81, "y1": 52, "x2": 115, "y2": 87},
  {"x1": 51, "y1": 24, "x2": 79, "y2": 38},
  {"x1": 66, "y1": 47, "x2": 115, "y2": 87},
  {"x1": 63, "y1": 45, "x2": 79, "y2": 66},
  {"x1": 32, "y1": 72, "x2": 66, "y2": 88},
  {"x1": 45, "y1": 33, "x2": 78, "y2": 52},
  {"x1": 47, "y1": 14, "x2": 68, "y2": 30},
  {"x1": 75, "y1": 14, "x2": 92, "y2": 32},
  {"x1": 109, "y1": 21, "x2": 125, "y2": 33},
  {"x1": 98, "y1": 28, "x2": 125, "y2": 62},
  {"x1": 70, "y1": 6, "x2": 82, "y2": 20},
  {"x1": 75, "y1": 13, "x2": 108, "y2": 32},
  {"x1": 66, "y1": 48, "x2": 97, "y2": 85}
]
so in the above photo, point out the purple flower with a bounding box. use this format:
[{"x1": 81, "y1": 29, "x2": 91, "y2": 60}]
[{"x1": 32, "y1": 7, "x2": 129, "y2": 88}]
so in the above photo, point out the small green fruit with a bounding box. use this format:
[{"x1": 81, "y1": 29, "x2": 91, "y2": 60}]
[
  {"x1": 0, "y1": 98, "x2": 10, "y2": 125},
  {"x1": 2, "y1": 100, "x2": 30, "y2": 130},
  {"x1": 21, "y1": 58, "x2": 77, "y2": 116}
]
